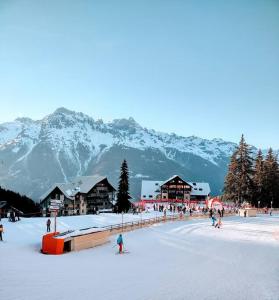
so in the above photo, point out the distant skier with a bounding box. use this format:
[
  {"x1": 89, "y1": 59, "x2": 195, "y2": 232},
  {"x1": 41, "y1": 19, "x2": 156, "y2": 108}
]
[
  {"x1": 0, "y1": 224, "x2": 3, "y2": 241},
  {"x1": 46, "y1": 219, "x2": 51, "y2": 232},
  {"x1": 244, "y1": 210, "x2": 247, "y2": 218},
  {"x1": 221, "y1": 207, "x2": 225, "y2": 217},
  {"x1": 117, "y1": 234, "x2": 124, "y2": 254}
]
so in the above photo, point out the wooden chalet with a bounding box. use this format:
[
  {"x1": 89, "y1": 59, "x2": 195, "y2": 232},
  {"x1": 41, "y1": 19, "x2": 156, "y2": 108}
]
[{"x1": 40, "y1": 176, "x2": 116, "y2": 216}]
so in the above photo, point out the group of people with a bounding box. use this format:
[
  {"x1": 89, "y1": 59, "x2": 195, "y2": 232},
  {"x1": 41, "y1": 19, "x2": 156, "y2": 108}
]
[
  {"x1": 7, "y1": 211, "x2": 21, "y2": 222},
  {"x1": 209, "y1": 208, "x2": 224, "y2": 229}
]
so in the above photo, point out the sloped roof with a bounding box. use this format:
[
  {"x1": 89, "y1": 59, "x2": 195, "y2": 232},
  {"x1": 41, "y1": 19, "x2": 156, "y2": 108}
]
[
  {"x1": 141, "y1": 179, "x2": 211, "y2": 199},
  {"x1": 141, "y1": 180, "x2": 163, "y2": 198},
  {"x1": 40, "y1": 176, "x2": 115, "y2": 201},
  {"x1": 161, "y1": 175, "x2": 190, "y2": 186},
  {"x1": 189, "y1": 182, "x2": 211, "y2": 196},
  {"x1": 0, "y1": 201, "x2": 8, "y2": 209}
]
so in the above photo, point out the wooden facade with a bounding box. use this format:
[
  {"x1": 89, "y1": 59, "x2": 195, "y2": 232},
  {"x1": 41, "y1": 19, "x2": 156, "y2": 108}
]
[
  {"x1": 40, "y1": 176, "x2": 116, "y2": 216},
  {"x1": 160, "y1": 176, "x2": 192, "y2": 202}
]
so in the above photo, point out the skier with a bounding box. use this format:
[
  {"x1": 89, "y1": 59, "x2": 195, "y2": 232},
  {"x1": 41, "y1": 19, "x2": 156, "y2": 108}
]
[
  {"x1": 0, "y1": 224, "x2": 3, "y2": 241},
  {"x1": 244, "y1": 210, "x2": 247, "y2": 218},
  {"x1": 117, "y1": 234, "x2": 124, "y2": 254},
  {"x1": 46, "y1": 218, "x2": 51, "y2": 232},
  {"x1": 221, "y1": 207, "x2": 225, "y2": 217}
]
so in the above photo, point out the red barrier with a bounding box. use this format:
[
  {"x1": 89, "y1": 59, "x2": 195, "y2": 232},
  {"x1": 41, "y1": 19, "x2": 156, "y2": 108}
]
[{"x1": 41, "y1": 232, "x2": 64, "y2": 255}]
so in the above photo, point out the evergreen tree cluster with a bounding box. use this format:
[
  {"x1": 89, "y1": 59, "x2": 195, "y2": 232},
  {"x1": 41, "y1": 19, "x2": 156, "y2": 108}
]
[
  {"x1": 224, "y1": 135, "x2": 279, "y2": 208},
  {"x1": 116, "y1": 159, "x2": 131, "y2": 213},
  {"x1": 0, "y1": 186, "x2": 40, "y2": 214}
]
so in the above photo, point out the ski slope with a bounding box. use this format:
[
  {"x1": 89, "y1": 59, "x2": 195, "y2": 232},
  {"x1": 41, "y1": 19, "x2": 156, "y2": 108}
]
[{"x1": 0, "y1": 214, "x2": 279, "y2": 300}]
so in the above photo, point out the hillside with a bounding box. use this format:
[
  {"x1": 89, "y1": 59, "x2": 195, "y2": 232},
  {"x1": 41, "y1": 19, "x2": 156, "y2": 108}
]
[{"x1": 0, "y1": 107, "x2": 268, "y2": 200}]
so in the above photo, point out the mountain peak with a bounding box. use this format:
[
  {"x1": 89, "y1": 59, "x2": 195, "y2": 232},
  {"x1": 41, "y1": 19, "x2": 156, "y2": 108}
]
[
  {"x1": 53, "y1": 107, "x2": 76, "y2": 115},
  {"x1": 111, "y1": 117, "x2": 141, "y2": 130},
  {"x1": 15, "y1": 117, "x2": 35, "y2": 124}
]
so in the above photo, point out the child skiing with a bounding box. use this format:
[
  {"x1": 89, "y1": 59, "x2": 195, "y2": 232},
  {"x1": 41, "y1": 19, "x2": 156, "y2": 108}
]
[{"x1": 117, "y1": 234, "x2": 123, "y2": 254}]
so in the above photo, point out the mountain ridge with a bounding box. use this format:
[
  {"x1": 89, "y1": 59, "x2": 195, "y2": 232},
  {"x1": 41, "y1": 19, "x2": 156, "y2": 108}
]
[{"x1": 0, "y1": 107, "x2": 276, "y2": 201}]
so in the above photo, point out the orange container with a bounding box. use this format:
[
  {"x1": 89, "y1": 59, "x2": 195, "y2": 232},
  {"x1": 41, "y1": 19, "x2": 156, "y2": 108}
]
[{"x1": 42, "y1": 232, "x2": 64, "y2": 255}]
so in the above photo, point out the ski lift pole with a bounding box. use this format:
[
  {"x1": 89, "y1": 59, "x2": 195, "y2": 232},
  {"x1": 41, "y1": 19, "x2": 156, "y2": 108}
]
[{"x1": 54, "y1": 210, "x2": 57, "y2": 233}]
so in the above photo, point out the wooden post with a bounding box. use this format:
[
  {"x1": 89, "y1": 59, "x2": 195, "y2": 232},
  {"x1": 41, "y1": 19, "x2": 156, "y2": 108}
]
[{"x1": 54, "y1": 210, "x2": 57, "y2": 233}]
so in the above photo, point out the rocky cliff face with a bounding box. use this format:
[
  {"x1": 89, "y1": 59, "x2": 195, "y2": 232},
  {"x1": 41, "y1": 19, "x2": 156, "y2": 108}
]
[{"x1": 0, "y1": 107, "x2": 247, "y2": 200}]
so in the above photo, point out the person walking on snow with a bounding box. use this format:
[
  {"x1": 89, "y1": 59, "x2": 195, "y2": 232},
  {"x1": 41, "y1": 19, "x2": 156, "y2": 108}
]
[
  {"x1": 117, "y1": 234, "x2": 124, "y2": 254},
  {"x1": 0, "y1": 224, "x2": 4, "y2": 241},
  {"x1": 46, "y1": 219, "x2": 51, "y2": 232}
]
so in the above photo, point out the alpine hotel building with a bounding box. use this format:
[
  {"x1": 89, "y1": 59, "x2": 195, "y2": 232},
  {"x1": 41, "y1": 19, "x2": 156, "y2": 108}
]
[{"x1": 141, "y1": 175, "x2": 210, "y2": 206}]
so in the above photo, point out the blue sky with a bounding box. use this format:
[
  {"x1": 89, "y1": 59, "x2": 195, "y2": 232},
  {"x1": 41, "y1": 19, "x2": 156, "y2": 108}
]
[{"x1": 0, "y1": 0, "x2": 278, "y2": 148}]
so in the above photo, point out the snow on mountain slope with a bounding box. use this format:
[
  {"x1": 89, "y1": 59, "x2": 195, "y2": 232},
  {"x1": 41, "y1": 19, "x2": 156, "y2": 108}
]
[
  {"x1": 0, "y1": 107, "x2": 275, "y2": 200},
  {"x1": 0, "y1": 107, "x2": 237, "y2": 169}
]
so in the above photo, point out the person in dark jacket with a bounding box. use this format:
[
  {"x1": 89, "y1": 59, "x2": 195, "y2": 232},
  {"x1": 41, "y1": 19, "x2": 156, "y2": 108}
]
[
  {"x1": 117, "y1": 234, "x2": 124, "y2": 253},
  {"x1": 0, "y1": 224, "x2": 4, "y2": 241},
  {"x1": 46, "y1": 219, "x2": 51, "y2": 232}
]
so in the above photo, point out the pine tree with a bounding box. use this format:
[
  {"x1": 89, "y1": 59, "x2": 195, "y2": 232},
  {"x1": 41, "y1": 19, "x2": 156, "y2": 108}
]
[
  {"x1": 223, "y1": 135, "x2": 254, "y2": 204},
  {"x1": 116, "y1": 159, "x2": 131, "y2": 213},
  {"x1": 235, "y1": 135, "x2": 254, "y2": 203},
  {"x1": 262, "y1": 148, "x2": 279, "y2": 208},
  {"x1": 224, "y1": 151, "x2": 239, "y2": 202},
  {"x1": 253, "y1": 149, "x2": 265, "y2": 206}
]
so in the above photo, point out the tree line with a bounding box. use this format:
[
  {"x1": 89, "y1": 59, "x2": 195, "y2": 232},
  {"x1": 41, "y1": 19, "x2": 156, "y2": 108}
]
[
  {"x1": 224, "y1": 135, "x2": 279, "y2": 208},
  {"x1": 0, "y1": 186, "x2": 40, "y2": 214}
]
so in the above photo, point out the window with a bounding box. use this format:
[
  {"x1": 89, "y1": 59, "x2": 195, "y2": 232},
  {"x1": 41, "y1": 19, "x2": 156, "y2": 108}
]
[
  {"x1": 155, "y1": 183, "x2": 159, "y2": 186},
  {"x1": 194, "y1": 188, "x2": 197, "y2": 190},
  {"x1": 193, "y1": 183, "x2": 196, "y2": 186},
  {"x1": 199, "y1": 188, "x2": 203, "y2": 191},
  {"x1": 149, "y1": 195, "x2": 153, "y2": 198},
  {"x1": 143, "y1": 195, "x2": 146, "y2": 198},
  {"x1": 163, "y1": 196, "x2": 167, "y2": 199}
]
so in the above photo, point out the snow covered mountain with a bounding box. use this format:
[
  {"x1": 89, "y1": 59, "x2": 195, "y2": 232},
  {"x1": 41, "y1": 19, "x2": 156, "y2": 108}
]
[{"x1": 0, "y1": 107, "x2": 255, "y2": 200}]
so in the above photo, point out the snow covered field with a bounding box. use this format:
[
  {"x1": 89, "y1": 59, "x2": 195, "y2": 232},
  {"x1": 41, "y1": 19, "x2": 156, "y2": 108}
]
[{"x1": 1, "y1": 214, "x2": 279, "y2": 300}]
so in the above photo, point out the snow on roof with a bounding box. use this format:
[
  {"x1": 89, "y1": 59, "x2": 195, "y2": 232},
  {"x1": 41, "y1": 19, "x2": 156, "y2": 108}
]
[
  {"x1": 189, "y1": 182, "x2": 211, "y2": 196},
  {"x1": 40, "y1": 176, "x2": 115, "y2": 201},
  {"x1": 0, "y1": 201, "x2": 8, "y2": 209},
  {"x1": 141, "y1": 179, "x2": 211, "y2": 199},
  {"x1": 160, "y1": 175, "x2": 181, "y2": 186},
  {"x1": 141, "y1": 180, "x2": 163, "y2": 199}
]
